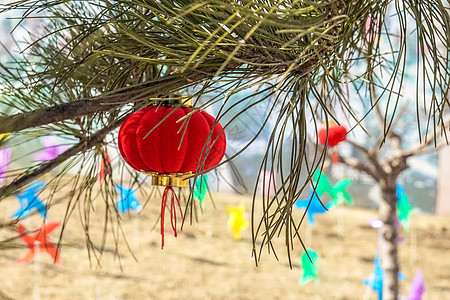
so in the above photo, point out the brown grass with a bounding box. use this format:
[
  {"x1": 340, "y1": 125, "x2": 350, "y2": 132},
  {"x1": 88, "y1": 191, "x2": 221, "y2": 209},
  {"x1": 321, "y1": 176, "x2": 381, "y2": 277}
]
[{"x1": 0, "y1": 191, "x2": 449, "y2": 300}]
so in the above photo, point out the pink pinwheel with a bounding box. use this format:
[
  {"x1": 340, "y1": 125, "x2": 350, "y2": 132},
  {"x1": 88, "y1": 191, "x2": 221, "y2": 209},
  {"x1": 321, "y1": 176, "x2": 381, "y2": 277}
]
[
  {"x1": 258, "y1": 170, "x2": 276, "y2": 198},
  {"x1": 365, "y1": 15, "x2": 380, "y2": 43},
  {"x1": 407, "y1": 270, "x2": 425, "y2": 300},
  {"x1": 34, "y1": 136, "x2": 69, "y2": 161},
  {"x1": 0, "y1": 147, "x2": 11, "y2": 184},
  {"x1": 369, "y1": 218, "x2": 405, "y2": 243}
]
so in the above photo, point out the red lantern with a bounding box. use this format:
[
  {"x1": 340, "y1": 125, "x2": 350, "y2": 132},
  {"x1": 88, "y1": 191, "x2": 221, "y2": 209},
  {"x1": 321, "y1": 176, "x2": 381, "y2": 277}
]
[
  {"x1": 318, "y1": 123, "x2": 347, "y2": 164},
  {"x1": 118, "y1": 103, "x2": 226, "y2": 248}
]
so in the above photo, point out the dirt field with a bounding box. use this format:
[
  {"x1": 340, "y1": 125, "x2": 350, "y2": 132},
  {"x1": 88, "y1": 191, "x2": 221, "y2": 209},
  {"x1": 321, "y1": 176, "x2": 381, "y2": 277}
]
[{"x1": 0, "y1": 191, "x2": 449, "y2": 300}]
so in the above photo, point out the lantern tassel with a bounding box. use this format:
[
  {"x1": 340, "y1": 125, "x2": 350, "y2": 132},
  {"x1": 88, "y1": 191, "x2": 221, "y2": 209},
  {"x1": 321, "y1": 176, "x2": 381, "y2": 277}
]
[
  {"x1": 161, "y1": 186, "x2": 184, "y2": 249},
  {"x1": 332, "y1": 150, "x2": 339, "y2": 164}
]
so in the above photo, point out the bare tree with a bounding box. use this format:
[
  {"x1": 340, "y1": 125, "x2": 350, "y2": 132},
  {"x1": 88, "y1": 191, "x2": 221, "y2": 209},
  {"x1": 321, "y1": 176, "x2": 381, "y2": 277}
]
[{"x1": 336, "y1": 82, "x2": 448, "y2": 299}]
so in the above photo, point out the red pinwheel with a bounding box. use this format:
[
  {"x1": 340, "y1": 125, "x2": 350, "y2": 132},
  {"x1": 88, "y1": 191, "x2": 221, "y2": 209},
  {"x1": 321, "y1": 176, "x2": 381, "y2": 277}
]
[
  {"x1": 99, "y1": 150, "x2": 112, "y2": 182},
  {"x1": 118, "y1": 102, "x2": 226, "y2": 248},
  {"x1": 318, "y1": 123, "x2": 347, "y2": 164},
  {"x1": 15, "y1": 221, "x2": 60, "y2": 264}
]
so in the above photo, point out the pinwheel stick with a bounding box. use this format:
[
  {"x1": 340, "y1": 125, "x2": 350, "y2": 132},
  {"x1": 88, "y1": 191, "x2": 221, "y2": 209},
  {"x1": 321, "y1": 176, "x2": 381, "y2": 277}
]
[
  {"x1": 336, "y1": 215, "x2": 345, "y2": 237},
  {"x1": 305, "y1": 223, "x2": 313, "y2": 247},
  {"x1": 34, "y1": 243, "x2": 41, "y2": 300},
  {"x1": 409, "y1": 226, "x2": 417, "y2": 265}
]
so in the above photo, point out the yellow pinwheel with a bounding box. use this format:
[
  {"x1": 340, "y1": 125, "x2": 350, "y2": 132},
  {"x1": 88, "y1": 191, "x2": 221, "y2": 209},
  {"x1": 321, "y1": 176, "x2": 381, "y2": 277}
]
[{"x1": 226, "y1": 203, "x2": 249, "y2": 240}]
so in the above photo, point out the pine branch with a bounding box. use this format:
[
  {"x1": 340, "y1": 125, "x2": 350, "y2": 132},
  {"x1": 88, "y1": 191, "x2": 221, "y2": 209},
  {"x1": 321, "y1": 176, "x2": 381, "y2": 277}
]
[
  {"x1": 0, "y1": 114, "x2": 127, "y2": 199},
  {"x1": 0, "y1": 73, "x2": 202, "y2": 134},
  {"x1": 0, "y1": 55, "x2": 320, "y2": 134}
]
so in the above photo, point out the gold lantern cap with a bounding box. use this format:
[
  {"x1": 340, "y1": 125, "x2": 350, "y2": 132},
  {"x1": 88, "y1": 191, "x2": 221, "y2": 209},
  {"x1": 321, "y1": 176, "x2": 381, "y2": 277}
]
[
  {"x1": 158, "y1": 97, "x2": 193, "y2": 108},
  {"x1": 140, "y1": 171, "x2": 192, "y2": 188}
]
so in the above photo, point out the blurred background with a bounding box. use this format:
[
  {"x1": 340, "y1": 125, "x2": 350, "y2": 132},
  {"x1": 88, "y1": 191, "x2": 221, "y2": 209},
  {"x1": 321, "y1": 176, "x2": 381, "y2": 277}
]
[{"x1": 0, "y1": 6, "x2": 449, "y2": 300}]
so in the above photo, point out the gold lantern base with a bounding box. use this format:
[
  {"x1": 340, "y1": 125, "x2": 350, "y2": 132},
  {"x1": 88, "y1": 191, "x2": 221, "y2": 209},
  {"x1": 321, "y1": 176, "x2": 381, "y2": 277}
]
[{"x1": 140, "y1": 170, "x2": 192, "y2": 188}]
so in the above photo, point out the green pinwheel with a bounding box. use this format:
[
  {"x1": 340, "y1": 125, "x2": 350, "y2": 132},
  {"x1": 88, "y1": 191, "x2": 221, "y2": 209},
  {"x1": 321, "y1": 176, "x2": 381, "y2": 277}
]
[
  {"x1": 396, "y1": 184, "x2": 413, "y2": 231},
  {"x1": 299, "y1": 249, "x2": 319, "y2": 285},
  {"x1": 328, "y1": 179, "x2": 353, "y2": 208},
  {"x1": 193, "y1": 174, "x2": 209, "y2": 208},
  {"x1": 313, "y1": 170, "x2": 333, "y2": 195},
  {"x1": 313, "y1": 170, "x2": 353, "y2": 208}
]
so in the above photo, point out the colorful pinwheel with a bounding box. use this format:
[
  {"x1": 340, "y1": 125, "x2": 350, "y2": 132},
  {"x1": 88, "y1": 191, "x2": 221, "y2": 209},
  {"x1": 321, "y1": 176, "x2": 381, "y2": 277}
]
[
  {"x1": 13, "y1": 182, "x2": 47, "y2": 219},
  {"x1": 364, "y1": 255, "x2": 384, "y2": 300},
  {"x1": 193, "y1": 174, "x2": 209, "y2": 207},
  {"x1": 328, "y1": 179, "x2": 353, "y2": 207},
  {"x1": 294, "y1": 191, "x2": 328, "y2": 225},
  {"x1": 259, "y1": 170, "x2": 276, "y2": 198},
  {"x1": 407, "y1": 270, "x2": 425, "y2": 300},
  {"x1": 313, "y1": 170, "x2": 353, "y2": 207},
  {"x1": 313, "y1": 170, "x2": 333, "y2": 195},
  {"x1": 396, "y1": 183, "x2": 414, "y2": 231},
  {"x1": 364, "y1": 254, "x2": 405, "y2": 300},
  {"x1": 299, "y1": 249, "x2": 319, "y2": 285},
  {"x1": 15, "y1": 221, "x2": 60, "y2": 264},
  {"x1": 0, "y1": 147, "x2": 11, "y2": 184},
  {"x1": 116, "y1": 184, "x2": 142, "y2": 213},
  {"x1": 226, "y1": 203, "x2": 249, "y2": 240},
  {"x1": 34, "y1": 135, "x2": 69, "y2": 161},
  {"x1": 99, "y1": 151, "x2": 112, "y2": 182},
  {"x1": 0, "y1": 133, "x2": 10, "y2": 144}
]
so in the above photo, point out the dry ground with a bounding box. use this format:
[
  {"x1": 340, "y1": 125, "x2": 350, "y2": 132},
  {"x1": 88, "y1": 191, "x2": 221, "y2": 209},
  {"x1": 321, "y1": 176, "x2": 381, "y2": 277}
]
[{"x1": 0, "y1": 191, "x2": 449, "y2": 300}]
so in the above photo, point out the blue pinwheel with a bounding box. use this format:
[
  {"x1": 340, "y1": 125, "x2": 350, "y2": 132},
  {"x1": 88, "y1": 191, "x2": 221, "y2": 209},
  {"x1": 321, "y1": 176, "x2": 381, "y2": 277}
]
[
  {"x1": 13, "y1": 182, "x2": 47, "y2": 219},
  {"x1": 116, "y1": 184, "x2": 142, "y2": 213},
  {"x1": 364, "y1": 254, "x2": 405, "y2": 300},
  {"x1": 364, "y1": 255, "x2": 384, "y2": 300},
  {"x1": 295, "y1": 190, "x2": 328, "y2": 225}
]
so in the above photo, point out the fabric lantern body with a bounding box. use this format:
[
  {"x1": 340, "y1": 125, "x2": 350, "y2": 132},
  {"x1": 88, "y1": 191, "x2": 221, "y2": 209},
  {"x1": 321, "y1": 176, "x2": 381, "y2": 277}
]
[
  {"x1": 318, "y1": 123, "x2": 347, "y2": 164},
  {"x1": 318, "y1": 123, "x2": 347, "y2": 147},
  {"x1": 118, "y1": 104, "x2": 226, "y2": 248},
  {"x1": 118, "y1": 106, "x2": 226, "y2": 182}
]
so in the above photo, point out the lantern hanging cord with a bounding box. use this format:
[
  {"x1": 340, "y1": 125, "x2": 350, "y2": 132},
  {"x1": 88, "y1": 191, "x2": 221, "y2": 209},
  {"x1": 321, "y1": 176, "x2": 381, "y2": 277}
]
[{"x1": 161, "y1": 186, "x2": 184, "y2": 249}]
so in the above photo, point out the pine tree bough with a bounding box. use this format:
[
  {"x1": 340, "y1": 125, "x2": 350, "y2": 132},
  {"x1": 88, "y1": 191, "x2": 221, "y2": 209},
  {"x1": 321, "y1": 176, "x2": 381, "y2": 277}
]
[
  {"x1": 0, "y1": 56, "x2": 318, "y2": 135},
  {"x1": 0, "y1": 73, "x2": 202, "y2": 134},
  {"x1": 0, "y1": 115, "x2": 128, "y2": 199},
  {"x1": 0, "y1": 99, "x2": 117, "y2": 134}
]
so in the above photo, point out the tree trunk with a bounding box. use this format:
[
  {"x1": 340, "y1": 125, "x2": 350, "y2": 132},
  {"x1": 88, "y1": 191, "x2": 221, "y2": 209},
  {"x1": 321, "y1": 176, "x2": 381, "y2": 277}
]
[{"x1": 379, "y1": 181, "x2": 399, "y2": 300}]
